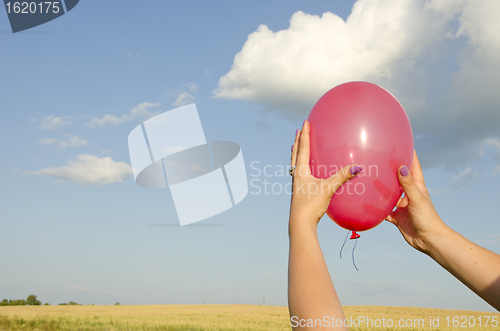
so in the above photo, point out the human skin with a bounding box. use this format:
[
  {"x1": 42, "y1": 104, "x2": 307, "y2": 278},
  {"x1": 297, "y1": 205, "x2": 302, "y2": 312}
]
[
  {"x1": 288, "y1": 121, "x2": 500, "y2": 331},
  {"x1": 288, "y1": 120, "x2": 360, "y2": 330},
  {"x1": 386, "y1": 151, "x2": 500, "y2": 311}
]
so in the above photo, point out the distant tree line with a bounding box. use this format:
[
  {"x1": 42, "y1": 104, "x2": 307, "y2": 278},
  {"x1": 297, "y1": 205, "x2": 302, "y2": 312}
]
[
  {"x1": 0, "y1": 295, "x2": 83, "y2": 306},
  {"x1": 58, "y1": 301, "x2": 81, "y2": 305},
  {"x1": 0, "y1": 295, "x2": 41, "y2": 306},
  {"x1": 0, "y1": 295, "x2": 105, "y2": 307}
]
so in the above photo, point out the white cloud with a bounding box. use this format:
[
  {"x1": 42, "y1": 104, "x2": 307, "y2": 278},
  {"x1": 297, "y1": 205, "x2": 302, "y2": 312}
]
[
  {"x1": 172, "y1": 92, "x2": 195, "y2": 107},
  {"x1": 186, "y1": 82, "x2": 198, "y2": 93},
  {"x1": 480, "y1": 138, "x2": 500, "y2": 156},
  {"x1": 439, "y1": 0, "x2": 500, "y2": 140},
  {"x1": 28, "y1": 154, "x2": 132, "y2": 185},
  {"x1": 451, "y1": 167, "x2": 478, "y2": 188},
  {"x1": 171, "y1": 83, "x2": 198, "y2": 107},
  {"x1": 129, "y1": 102, "x2": 161, "y2": 120},
  {"x1": 214, "y1": 1, "x2": 439, "y2": 112},
  {"x1": 215, "y1": 0, "x2": 500, "y2": 170},
  {"x1": 39, "y1": 135, "x2": 88, "y2": 149},
  {"x1": 40, "y1": 115, "x2": 73, "y2": 130},
  {"x1": 86, "y1": 102, "x2": 161, "y2": 128},
  {"x1": 86, "y1": 114, "x2": 128, "y2": 128}
]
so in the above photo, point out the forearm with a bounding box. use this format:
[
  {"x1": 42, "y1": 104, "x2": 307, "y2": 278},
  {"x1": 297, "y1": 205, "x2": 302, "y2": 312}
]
[
  {"x1": 426, "y1": 225, "x2": 500, "y2": 310},
  {"x1": 288, "y1": 218, "x2": 346, "y2": 330}
]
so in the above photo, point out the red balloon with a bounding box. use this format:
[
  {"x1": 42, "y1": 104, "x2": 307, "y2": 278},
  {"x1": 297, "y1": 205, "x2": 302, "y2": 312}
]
[{"x1": 308, "y1": 81, "x2": 413, "y2": 232}]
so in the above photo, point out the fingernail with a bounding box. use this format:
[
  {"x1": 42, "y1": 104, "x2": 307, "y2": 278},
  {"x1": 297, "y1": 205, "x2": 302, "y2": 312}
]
[
  {"x1": 350, "y1": 165, "x2": 362, "y2": 175},
  {"x1": 400, "y1": 165, "x2": 409, "y2": 177},
  {"x1": 291, "y1": 145, "x2": 294, "y2": 152},
  {"x1": 303, "y1": 119, "x2": 306, "y2": 127},
  {"x1": 295, "y1": 129, "x2": 299, "y2": 136}
]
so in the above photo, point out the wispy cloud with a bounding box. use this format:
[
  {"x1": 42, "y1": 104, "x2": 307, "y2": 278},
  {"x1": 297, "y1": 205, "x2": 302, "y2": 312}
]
[
  {"x1": 39, "y1": 115, "x2": 73, "y2": 130},
  {"x1": 172, "y1": 92, "x2": 196, "y2": 107},
  {"x1": 129, "y1": 102, "x2": 161, "y2": 120},
  {"x1": 39, "y1": 135, "x2": 88, "y2": 149},
  {"x1": 86, "y1": 114, "x2": 128, "y2": 128},
  {"x1": 169, "y1": 82, "x2": 198, "y2": 107},
  {"x1": 185, "y1": 82, "x2": 198, "y2": 93},
  {"x1": 86, "y1": 102, "x2": 161, "y2": 128},
  {"x1": 27, "y1": 154, "x2": 132, "y2": 185},
  {"x1": 451, "y1": 167, "x2": 478, "y2": 189}
]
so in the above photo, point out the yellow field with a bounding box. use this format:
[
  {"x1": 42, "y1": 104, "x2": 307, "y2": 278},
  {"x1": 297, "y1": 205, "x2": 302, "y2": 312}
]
[{"x1": 0, "y1": 304, "x2": 499, "y2": 330}]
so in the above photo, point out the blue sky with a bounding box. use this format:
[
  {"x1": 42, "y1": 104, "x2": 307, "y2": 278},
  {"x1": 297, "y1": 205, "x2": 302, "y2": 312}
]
[{"x1": 1, "y1": 0, "x2": 500, "y2": 312}]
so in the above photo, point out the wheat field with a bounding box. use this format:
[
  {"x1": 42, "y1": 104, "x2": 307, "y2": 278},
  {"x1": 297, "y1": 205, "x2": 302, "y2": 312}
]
[{"x1": 1, "y1": 304, "x2": 499, "y2": 330}]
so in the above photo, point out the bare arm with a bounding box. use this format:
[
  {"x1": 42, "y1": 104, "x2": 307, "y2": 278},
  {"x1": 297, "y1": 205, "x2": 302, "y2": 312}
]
[
  {"x1": 387, "y1": 150, "x2": 500, "y2": 311},
  {"x1": 288, "y1": 120, "x2": 361, "y2": 330},
  {"x1": 288, "y1": 219, "x2": 346, "y2": 330}
]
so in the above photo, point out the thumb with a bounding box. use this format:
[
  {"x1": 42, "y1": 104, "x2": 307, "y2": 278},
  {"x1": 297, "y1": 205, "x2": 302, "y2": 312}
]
[
  {"x1": 326, "y1": 164, "x2": 362, "y2": 195},
  {"x1": 397, "y1": 165, "x2": 423, "y2": 202}
]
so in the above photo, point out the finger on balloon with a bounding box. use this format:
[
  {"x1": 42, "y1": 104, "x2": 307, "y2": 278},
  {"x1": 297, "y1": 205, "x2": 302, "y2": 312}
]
[
  {"x1": 411, "y1": 150, "x2": 427, "y2": 189},
  {"x1": 385, "y1": 215, "x2": 396, "y2": 225},
  {"x1": 395, "y1": 197, "x2": 402, "y2": 207},
  {"x1": 325, "y1": 164, "x2": 360, "y2": 195},
  {"x1": 291, "y1": 129, "x2": 301, "y2": 167},
  {"x1": 384, "y1": 215, "x2": 394, "y2": 224},
  {"x1": 396, "y1": 195, "x2": 409, "y2": 208},
  {"x1": 395, "y1": 192, "x2": 405, "y2": 208},
  {"x1": 393, "y1": 207, "x2": 406, "y2": 220},
  {"x1": 296, "y1": 120, "x2": 311, "y2": 172},
  {"x1": 386, "y1": 207, "x2": 405, "y2": 225}
]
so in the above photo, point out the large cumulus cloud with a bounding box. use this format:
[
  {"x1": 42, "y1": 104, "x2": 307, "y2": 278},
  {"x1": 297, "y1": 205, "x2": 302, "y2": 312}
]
[{"x1": 214, "y1": 0, "x2": 500, "y2": 171}]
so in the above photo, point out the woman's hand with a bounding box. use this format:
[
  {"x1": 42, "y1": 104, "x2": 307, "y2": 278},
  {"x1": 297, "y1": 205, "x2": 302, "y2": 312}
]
[
  {"x1": 385, "y1": 150, "x2": 448, "y2": 254},
  {"x1": 387, "y1": 150, "x2": 500, "y2": 311},
  {"x1": 288, "y1": 119, "x2": 360, "y2": 330},
  {"x1": 290, "y1": 120, "x2": 362, "y2": 227}
]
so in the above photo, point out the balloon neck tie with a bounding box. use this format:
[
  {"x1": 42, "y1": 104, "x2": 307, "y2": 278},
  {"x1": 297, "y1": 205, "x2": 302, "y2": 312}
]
[
  {"x1": 350, "y1": 230, "x2": 360, "y2": 240},
  {"x1": 339, "y1": 229, "x2": 359, "y2": 271}
]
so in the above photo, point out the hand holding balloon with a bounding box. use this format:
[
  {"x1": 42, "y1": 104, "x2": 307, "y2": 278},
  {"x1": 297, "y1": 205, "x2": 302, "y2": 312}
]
[
  {"x1": 288, "y1": 119, "x2": 359, "y2": 330},
  {"x1": 290, "y1": 120, "x2": 362, "y2": 227},
  {"x1": 385, "y1": 150, "x2": 447, "y2": 254},
  {"x1": 288, "y1": 81, "x2": 500, "y2": 313},
  {"x1": 288, "y1": 119, "x2": 500, "y2": 314},
  {"x1": 388, "y1": 150, "x2": 500, "y2": 311}
]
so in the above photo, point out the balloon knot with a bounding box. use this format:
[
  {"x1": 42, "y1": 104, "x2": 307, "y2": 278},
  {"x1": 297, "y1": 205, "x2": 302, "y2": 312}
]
[{"x1": 350, "y1": 230, "x2": 360, "y2": 240}]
